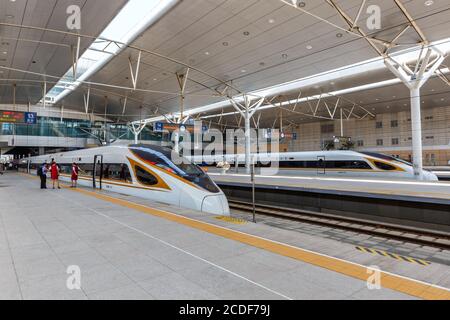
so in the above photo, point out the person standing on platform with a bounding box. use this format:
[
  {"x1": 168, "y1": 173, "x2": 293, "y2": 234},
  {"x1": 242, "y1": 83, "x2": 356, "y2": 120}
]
[
  {"x1": 39, "y1": 162, "x2": 48, "y2": 189},
  {"x1": 50, "y1": 160, "x2": 61, "y2": 189},
  {"x1": 71, "y1": 162, "x2": 79, "y2": 188}
]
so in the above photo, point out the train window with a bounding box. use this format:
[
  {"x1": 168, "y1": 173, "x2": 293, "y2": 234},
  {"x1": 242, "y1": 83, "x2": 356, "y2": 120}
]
[
  {"x1": 78, "y1": 164, "x2": 94, "y2": 176},
  {"x1": 135, "y1": 165, "x2": 158, "y2": 186},
  {"x1": 327, "y1": 161, "x2": 372, "y2": 170},
  {"x1": 130, "y1": 145, "x2": 220, "y2": 193},
  {"x1": 279, "y1": 160, "x2": 371, "y2": 170},
  {"x1": 373, "y1": 161, "x2": 396, "y2": 171},
  {"x1": 103, "y1": 164, "x2": 132, "y2": 182},
  {"x1": 59, "y1": 164, "x2": 72, "y2": 175}
]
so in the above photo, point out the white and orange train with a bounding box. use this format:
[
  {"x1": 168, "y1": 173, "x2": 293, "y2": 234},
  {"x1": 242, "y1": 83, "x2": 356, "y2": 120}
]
[
  {"x1": 23, "y1": 144, "x2": 230, "y2": 216},
  {"x1": 191, "y1": 151, "x2": 439, "y2": 181}
]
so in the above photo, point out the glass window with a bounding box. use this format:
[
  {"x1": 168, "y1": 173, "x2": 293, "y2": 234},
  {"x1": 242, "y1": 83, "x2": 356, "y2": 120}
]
[
  {"x1": 103, "y1": 164, "x2": 132, "y2": 182},
  {"x1": 392, "y1": 138, "x2": 399, "y2": 145},
  {"x1": 130, "y1": 145, "x2": 220, "y2": 193},
  {"x1": 376, "y1": 122, "x2": 383, "y2": 129},
  {"x1": 374, "y1": 161, "x2": 396, "y2": 171},
  {"x1": 321, "y1": 124, "x2": 335, "y2": 134},
  {"x1": 391, "y1": 120, "x2": 398, "y2": 128},
  {"x1": 135, "y1": 165, "x2": 158, "y2": 186},
  {"x1": 280, "y1": 161, "x2": 371, "y2": 170},
  {"x1": 376, "y1": 139, "x2": 384, "y2": 146}
]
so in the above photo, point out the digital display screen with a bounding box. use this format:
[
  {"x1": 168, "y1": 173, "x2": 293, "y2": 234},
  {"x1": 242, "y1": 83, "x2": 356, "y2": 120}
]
[{"x1": 0, "y1": 111, "x2": 37, "y2": 124}]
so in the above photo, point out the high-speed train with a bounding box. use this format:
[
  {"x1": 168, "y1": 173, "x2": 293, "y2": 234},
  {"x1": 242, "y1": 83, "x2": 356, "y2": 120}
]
[
  {"x1": 191, "y1": 150, "x2": 439, "y2": 181},
  {"x1": 23, "y1": 144, "x2": 230, "y2": 216}
]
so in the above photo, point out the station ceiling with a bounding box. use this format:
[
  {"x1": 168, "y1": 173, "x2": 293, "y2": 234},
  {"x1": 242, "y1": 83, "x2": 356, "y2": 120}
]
[
  {"x1": 1, "y1": 0, "x2": 450, "y2": 126},
  {"x1": 0, "y1": 0, "x2": 127, "y2": 105}
]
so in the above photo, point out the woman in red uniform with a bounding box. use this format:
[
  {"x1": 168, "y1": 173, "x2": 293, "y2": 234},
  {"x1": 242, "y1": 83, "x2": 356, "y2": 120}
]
[
  {"x1": 71, "y1": 162, "x2": 79, "y2": 188},
  {"x1": 50, "y1": 160, "x2": 60, "y2": 189}
]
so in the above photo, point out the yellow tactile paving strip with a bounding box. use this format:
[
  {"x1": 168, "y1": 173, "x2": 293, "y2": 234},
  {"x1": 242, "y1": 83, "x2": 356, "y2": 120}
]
[
  {"x1": 19, "y1": 173, "x2": 450, "y2": 300},
  {"x1": 69, "y1": 186, "x2": 450, "y2": 300}
]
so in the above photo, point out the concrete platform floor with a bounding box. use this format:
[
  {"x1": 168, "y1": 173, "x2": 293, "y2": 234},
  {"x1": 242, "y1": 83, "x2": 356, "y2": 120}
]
[{"x1": 0, "y1": 173, "x2": 448, "y2": 300}]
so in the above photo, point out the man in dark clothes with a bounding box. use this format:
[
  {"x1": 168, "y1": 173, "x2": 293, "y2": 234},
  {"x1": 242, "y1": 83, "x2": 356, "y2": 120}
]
[{"x1": 39, "y1": 163, "x2": 48, "y2": 189}]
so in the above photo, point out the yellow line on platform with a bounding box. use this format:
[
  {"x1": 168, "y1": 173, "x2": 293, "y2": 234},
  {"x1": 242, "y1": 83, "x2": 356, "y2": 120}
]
[{"x1": 19, "y1": 173, "x2": 450, "y2": 300}]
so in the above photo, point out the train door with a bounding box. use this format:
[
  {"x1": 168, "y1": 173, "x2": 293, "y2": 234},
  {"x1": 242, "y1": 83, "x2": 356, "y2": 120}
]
[
  {"x1": 317, "y1": 156, "x2": 326, "y2": 175},
  {"x1": 93, "y1": 155, "x2": 103, "y2": 190}
]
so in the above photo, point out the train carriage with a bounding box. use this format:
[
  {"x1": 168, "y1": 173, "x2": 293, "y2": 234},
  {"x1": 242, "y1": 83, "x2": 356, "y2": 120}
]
[
  {"x1": 23, "y1": 144, "x2": 230, "y2": 216},
  {"x1": 192, "y1": 150, "x2": 439, "y2": 181}
]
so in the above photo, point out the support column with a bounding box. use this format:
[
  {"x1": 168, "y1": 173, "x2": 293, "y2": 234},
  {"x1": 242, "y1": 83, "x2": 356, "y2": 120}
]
[
  {"x1": 384, "y1": 46, "x2": 445, "y2": 180},
  {"x1": 230, "y1": 95, "x2": 265, "y2": 175},
  {"x1": 244, "y1": 110, "x2": 251, "y2": 174},
  {"x1": 410, "y1": 87, "x2": 423, "y2": 179},
  {"x1": 129, "y1": 123, "x2": 146, "y2": 145}
]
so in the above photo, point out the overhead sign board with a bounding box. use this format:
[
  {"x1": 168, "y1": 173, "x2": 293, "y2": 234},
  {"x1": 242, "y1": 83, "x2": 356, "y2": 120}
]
[
  {"x1": 153, "y1": 122, "x2": 208, "y2": 133},
  {"x1": 0, "y1": 111, "x2": 37, "y2": 124}
]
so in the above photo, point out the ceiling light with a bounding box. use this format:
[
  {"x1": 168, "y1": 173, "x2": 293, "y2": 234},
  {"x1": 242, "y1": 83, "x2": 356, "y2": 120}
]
[
  {"x1": 204, "y1": 51, "x2": 210, "y2": 55},
  {"x1": 153, "y1": 78, "x2": 157, "y2": 81},
  {"x1": 241, "y1": 69, "x2": 247, "y2": 73},
  {"x1": 2, "y1": 51, "x2": 7, "y2": 54},
  {"x1": 425, "y1": 0, "x2": 434, "y2": 6},
  {"x1": 6, "y1": 14, "x2": 14, "y2": 19},
  {"x1": 336, "y1": 33, "x2": 343, "y2": 38},
  {"x1": 298, "y1": 1, "x2": 306, "y2": 7},
  {"x1": 222, "y1": 42, "x2": 229, "y2": 46},
  {"x1": 282, "y1": 53, "x2": 288, "y2": 59},
  {"x1": 306, "y1": 45, "x2": 313, "y2": 50},
  {"x1": 243, "y1": 31, "x2": 250, "y2": 36},
  {"x1": 268, "y1": 19, "x2": 275, "y2": 24}
]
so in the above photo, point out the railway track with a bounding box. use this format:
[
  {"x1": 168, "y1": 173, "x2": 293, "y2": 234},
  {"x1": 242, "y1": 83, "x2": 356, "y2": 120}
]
[{"x1": 229, "y1": 200, "x2": 450, "y2": 250}]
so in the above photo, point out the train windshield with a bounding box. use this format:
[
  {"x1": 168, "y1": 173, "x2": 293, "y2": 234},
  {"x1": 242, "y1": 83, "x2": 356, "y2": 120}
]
[
  {"x1": 360, "y1": 152, "x2": 413, "y2": 166},
  {"x1": 129, "y1": 144, "x2": 220, "y2": 193}
]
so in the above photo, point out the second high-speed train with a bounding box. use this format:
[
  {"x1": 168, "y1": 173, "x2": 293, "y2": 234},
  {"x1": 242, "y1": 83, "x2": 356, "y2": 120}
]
[
  {"x1": 23, "y1": 144, "x2": 230, "y2": 216},
  {"x1": 191, "y1": 150, "x2": 439, "y2": 181}
]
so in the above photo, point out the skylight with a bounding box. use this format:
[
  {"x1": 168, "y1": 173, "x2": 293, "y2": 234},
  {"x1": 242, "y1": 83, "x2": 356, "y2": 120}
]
[{"x1": 45, "y1": 0, "x2": 179, "y2": 105}]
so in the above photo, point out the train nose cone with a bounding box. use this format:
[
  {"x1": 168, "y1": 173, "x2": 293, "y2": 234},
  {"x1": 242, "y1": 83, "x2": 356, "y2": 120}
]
[{"x1": 202, "y1": 194, "x2": 230, "y2": 216}]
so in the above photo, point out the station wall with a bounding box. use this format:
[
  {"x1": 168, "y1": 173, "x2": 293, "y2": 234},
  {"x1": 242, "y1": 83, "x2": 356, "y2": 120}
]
[{"x1": 288, "y1": 106, "x2": 450, "y2": 166}]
